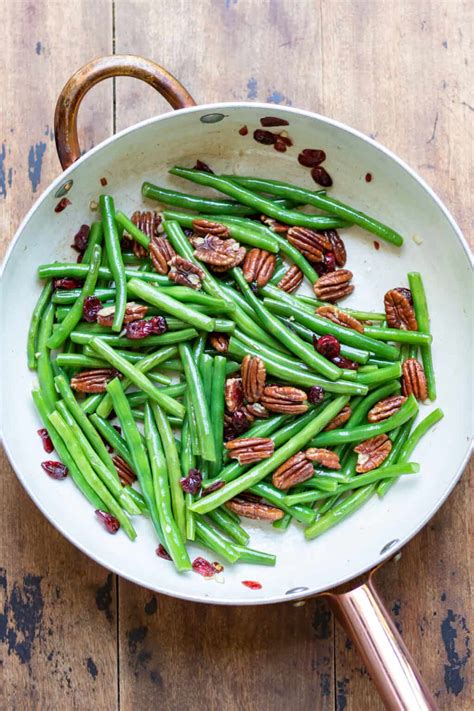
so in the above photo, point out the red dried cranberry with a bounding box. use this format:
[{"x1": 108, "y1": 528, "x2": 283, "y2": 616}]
[
  {"x1": 83, "y1": 295, "x2": 102, "y2": 322},
  {"x1": 332, "y1": 355, "x2": 358, "y2": 370},
  {"x1": 239, "y1": 125, "x2": 249, "y2": 136},
  {"x1": 311, "y1": 165, "x2": 333, "y2": 187},
  {"x1": 393, "y1": 287, "x2": 413, "y2": 305},
  {"x1": 100, "y1": 177, "x2": 108, "y2": 186},
  {"x1": 54, "y1": 197, "x2": 71, "y2": 213},
  {"x1": 298, "y1": 148, "x2": 326, "y2": 167},
  {"x1": 121, "y1": 234, "x2": 133, "y2": 251},
  {"x1": 72, "y1": 224, "x2": 90, "y2": 253},
  {"x1": 253, "y1": 129, "x2": 276, "y2": 145},
  {"x1": 193, "y1": 160, "x2": 214, "y2": 173},
  {"x1": 314, "y1": 334, "x2": 341, "y2": 360},
  {"x1": 202, "y1": 480, "x2": 225, "y2": 496},
  {"x1": 95, "y1": 509, "x2": 120, "y2": 534},
  {"x1": 183, "y1": 228, "x2": 194, "y2": 237},
  {"x1": 232, "y1": 410, "x2": 251, "y2": 435},
  {"x1": 314, "y1": 252, "x2": 336, "y2": 277},
  {"x1": 156, "y1": 544, "x2": 172, "y2": 560},
  {"x1": 242, "y1": 580, "x2": 262, "y2": 590},
  {"x1": 365, "y1": 172, "x2": 372, "y2": 182},
  {"x1": 125, "y1": 316, "x2": 168, "y2": 339},
  {"x1": 41, "y1": 460, "x2": 68, "y2": 479},
  {"x1": 53, "y1": 277, "x2": 82, "y2": 290},
  {"x1": 37, "y1": 428, "x2": 54, "y2": 453},
  {"x1": 180, "y1": 468, "x2": 202, "y2": 495},
  {"x1": 147, "y1": 316, "x2": 168, "y2": 334},
  {"x1": 76, "y1": 252, "x2": 84, "y2": 263},
  {"x1": 308, "y1": 386, "x2": 325, "y2": 404},
  {"x1": 260, "y1": 116, "x2": 289, "y2": 127},
  {"x1": 192, "y1": 557, "x2": 219, "y2": 577}
]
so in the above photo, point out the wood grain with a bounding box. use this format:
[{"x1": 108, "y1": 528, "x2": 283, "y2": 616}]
[{"x1": 1, "y1": 0, "x2": 472, "y2": 709}]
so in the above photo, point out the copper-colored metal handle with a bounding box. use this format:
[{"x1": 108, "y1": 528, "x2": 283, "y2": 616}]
[
  {"x1": 54, "y1": 54, "x2": 196, "y2": 170},
  {"x1": 325, "y1": 572, "x2": 437, "y2": 710}
]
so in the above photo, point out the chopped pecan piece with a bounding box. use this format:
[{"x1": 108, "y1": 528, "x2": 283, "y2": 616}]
[
  {"x1": 367, "y1": 395, "x2": 407, "y2": 423},
  {"x1": 226, "y1": 496, "x2": 284, "y2": 521},
  {"x1": 272, "y1": 451, "x2": 314, "y2": 490},
  {"x1": 112, "y1": 455, "x2": 136, "y2": 486},
  {"x1": 313, "y1": 269, "x2": 354, "y2": 302},
  {"x1": 327, "y1": 230, "x2": 347, "y2": 267},
  {"x1": 324, "y1": 404, "x2": 352, "y2": 431},
  {"x1": 225, "y1": 436, "x2": 274, "y2": 464},
  {"x1": 278, "y1": 264, "x2": 304, "y2": 293},
  {"x1": 261, "y1": 385, "x2": 308, "y2": 414},
  {"x1": 97, "y1": 301, "x2": 147, "y2": 327},
  {"x1": 192, "y1": 218, "x2": 230, "y2": 237},
  {"x1": 209, "y1": 332, "x2": 229, "y2": 353},
  {"x1": 70, "y1": 368, "x2": 120, "y2": 393},
  {"x1": 130, "y1": 211, "x2": 162, "y2": 258},
  {"x1": 242, "y1": 248, "x2": 276, "y2": 287},
  {"x1": 260, "y1": 215, "x2": 289, "y2": 233},
  {"x1": 190, "y1": 234, "x2": 246, "y2": 270},
  {"x1": 384, "y1": 289, "x2": 418, "y2": 330},
  {"x1": 241, "y1": 355, "x2": 266, "y2": 403},
  {"x1": 316, "y1": 305, "x2": 364, "y2": 333},
  {"x1": 149, "y1": 235, "x2": 176, "y2": 274},
  {"x1": 402, "y1": 358, "x2": 428, "y2": 401},
  {"x1": 225, "y1": 377, "x2": 244, "y2": 412},
  {"x1": 168, "y1": 255, "x2": 205, "y2": 289},
  {"x1": 287, "y1": 226, "x2": 331, "y2": 263},
  {"x1": 244, "y1": 402, "x2": 269, "y2": 419},
  {"x1": 305, "y1": 448, "x2": 341, "y2": 469},
  {"x1": 354, "y1": 434, "x2": 392, "y2": 473}
]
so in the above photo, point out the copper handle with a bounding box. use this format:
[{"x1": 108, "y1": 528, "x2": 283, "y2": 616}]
[
  {"x1": 325, "y1": 572, "x2": 437, "y2": 710},
  {"x1": 54, "y1": 54, "x2": 196, "y2": 170}
]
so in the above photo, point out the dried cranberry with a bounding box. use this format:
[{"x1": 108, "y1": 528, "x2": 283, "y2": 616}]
[
  {"x1": 365, "y1": 172, "x2": 372, "y2": 182},
  {"x1": 314, "y1": 252, "x2": 336, "y2": 277},
  {"x1": 260, "y1": 116, "x2": 289, "y2": 127},
  {"x1": 193, "y1": 160, "x2": 214, "y2": 173},
  {"x1": 311, "y1": 165, "x2": 333, "y2": 187},
  {"x1": 314, "y1": 334, "x2": 341, "y2": 359},
  {"x1": 41, "y1": 460, "x2": 68, "y2": 479},
  {"x1": 332, "y1": 355, "x2": 358, "y2": 370},
  {"x1": 125, "y1": 316, "x2": 168, "y2": 339},
  {"x1": 308, "y1": 386, "x2": 325, "y2": 404},
  {"x1": 298, "y1": 149, "x2": 326, "y2": 167},
  {"x1": 183, "y1": 228, "x2": 193, "y2": 237},
  {"x1": 100, "y1": 177, "x2": 108, "y2": 186},
  {"x1": 83, "y1": 295, "x2": 102, "y2": 322},
  {"x1": 95, "y1": 509, "x2": 120, "y2": 534},
  {"x1": 54, "y1": 197, "x2": 71, "y2": 213},
  {"x1": 53, "y1": 277, "x2": 82, "y2": 290},
  {"x1": 76, "y1": 252, "x2": 84, "y2": 263},
  {"x1": 147, "y1": 316, "x2": 168, "y2": 334},
  {"x1": 202, "y1": 480, "x2": 225, "y2": 496},
  {"x1": 232, "y1": 410, "x2": 251, "y2": 435},
  {"x1": 253, "y1": 129, "x2": 276, "y2": 145},
  {"x1": 373, "y1": 240, "x2": 380, "y2": 250},
  {"x1": 180, "y1": 468, "x2": 202, "y2": 495},
  {"x1": 192, "y1": 557, "x2": 219, "y2": 577},
  {"x1": 121, "y1": 234, "x2": 133, "y2": 251},
  {"x1": 242, "y1": 580, "x2": 262, "y2": 590},
  {"x1": 156, "y1": 544, "x2": 172, "y2": 560},
  {"x1": 37, "y1": 428, "x2": 54, "y2": 453},
  {"x1": 72, "y1": 224, "x2": 90, "y2": 253},
  {"x1": 239, "y1": 125, "x2": 249, "y2": 136}
]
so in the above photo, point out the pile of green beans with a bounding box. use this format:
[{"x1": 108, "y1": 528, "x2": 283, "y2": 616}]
[{"x1": 28, "y1": 172, "x2": 440, "y2": 574}]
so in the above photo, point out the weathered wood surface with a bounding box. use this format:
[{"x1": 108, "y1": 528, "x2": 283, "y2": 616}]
[{"x1": 0, "y1": 1, "x2": 471, "y2": 709}]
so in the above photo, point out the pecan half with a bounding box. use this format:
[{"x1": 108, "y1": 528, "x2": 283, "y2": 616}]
[
  {"x1": 70, "y1": 368, "x2": 120, "y2": 393},
  {"x1": 384, "y1": 289, "x2": 418, "y2": 330},
  {"x1": 324, "y1": 404, "x2": 352, "y2": 431},
  {"x1": 192, "y1": 218, "x2": 230, "y2": 237},
  {"x1": 225, "y1": 436, "x2": 274, "y2": 464},
  {"x1": 112, "y1": 455, "x2": 136, "y2": 486},
  {"x1": 241, "y1": 355, "x2": 266, "y2": 403},
  {"x1": 191, "y1": 234, "x2": 246, "y2": 270},
  {"x1": 130, "y1": 210, "x2": 162, "y2": 257},
  {"x1": 305, "y1": 448, "x2": 341, "y2": 469},
  {"x1": 316, "y1": 305, "x2": 364, "y2": 333},
  {"x1": 313, "y1": 269, "x2": 354, "y2": 302},
  {"x1": 225, "y1": 377, "x2": 244, "y2": 412},
  {"x1": 209, "y1": 332, "x2": 229, "y2": 353},
  {"x1": 287, "y1": 226, "x2": 331, "y2": 263},
  {"x1": 327, "y1": 230, "x2": 347, "y2": 267},
  {"x1": 261, "y1": 385, "x2": 308, "y2": 414},
  {"x1": 242, "y1": 248, "x2": 276, "y2": 287},
  {"x1": 272, "y1": 451, "x2": 314, "y2": 490},
  {"x1": 367, "y1": 395, "x2": 407, "y2": 423},
  {"x1": 226, "y1": 496, "x2": 284, "y2": 521},
  {"x1": 149, "y1": 235, "x2": 176, "y2": 274},
  {"x1": 277, "y1": 265, "x2": 304, "y2": 293},
  {"x1": 260, "y1": 215, "x2": 289, "y2": 233},
  {"x1": 244, "y1": 402, "x2": 269, "y2": 419},
  {"x1": 97, "y1": 302, "x2": 148, "y2": 327},
  {"x1": 402, "y1": 358, "x2": 428, "y2": 401},
  {"x1": 354, "y1": 434, "x2": 392, "y2": 473},
  {"x1": 168, "y1": 255, "x2": 205, "y2": 289}
]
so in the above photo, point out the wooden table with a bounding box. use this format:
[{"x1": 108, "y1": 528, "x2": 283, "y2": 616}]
[{"x1": 1, "y1": 1, "x2": 472, "y2": 708}]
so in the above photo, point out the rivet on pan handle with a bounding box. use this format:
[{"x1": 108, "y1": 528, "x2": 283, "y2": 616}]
[
  {"x1": 324, "y1": 569, "x2": 438, "y2": 710},
  {"x1": 54, "y1": 54, "x2": 196, "y2": 170}
]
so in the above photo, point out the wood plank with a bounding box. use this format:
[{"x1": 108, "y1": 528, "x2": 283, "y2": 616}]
[{"x1": 0, "y1": 2, "x2": 117, "y2": 708}]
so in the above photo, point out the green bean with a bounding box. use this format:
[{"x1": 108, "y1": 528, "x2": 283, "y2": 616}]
[
  {"x1": 376, "y1": 419, "x2": 414, "y2": 496},
  {"x1": 36, "y1": 302, "x2": 57, "y2": 411},
  {"x1": 363, "y1": 325, "x2": 432, "y2": 345},
  {"x1": 269, "y1": 261, "x2": 290, "y2": 285},
  {"x1": 27, "y1": 280, "x2": 53, "y2": 369},
  {"x1": 125, "y1": 487, "x2": 149, "y2": 516},
  {"x1": 91, "y1": 414, "x2": 134, "y2": 467},
  {"x1": 32, "y1": 390, "x2": 105, "y2": 510},
  {"x1": 207, "y1": 508, "x2": 250, "y2": 546},
  {"x1": 71, "y1": 327, "x2": 198, "y2": 348},
  {"x1": 272, "y1": 513, "x2": 292, "y2": 531},
  {"x1": 219, "y1": 283, "x2": 259, "y2": 320},
  {"x1": 100, "y1": 196, "x2": 127, "y2": 331},
  {"x1": 48, "y1": 409, "x2": 136, "y2": 539},
  {"x1": 121, "y1": 253, "x2": 151, "y2": 267},
  {"x1": 38, "y1": 262, "x2": 170, "y2": 285},
  {"x1": 355, "y1": 362, "x2": 402, "y2": 386},
  {"x1": 248, "y1": 482, "x2": 316, "y2": 525},
  {"x1": 147, "y1": 371, "x2": 176, "y2": 386},
  {"x1": 82, "y1": 221, "x2": 104, "y2": 263},
  {"x1": 180, "y1": 418, "x2": 196, "y2": 540},
  {"x1": 194, "y1": 518, "x2": 241, "y2": 564},
  {"x1": 55, "y1": 353, "x2": 106, "y2": 369},
  {"x1": 179, "y1": 343, "x2": 216, "y2": 462},
  {"x1": 184, "y1": 389, "x2": 200, "y2": 457},
  {"x1": 408, "y1": 272, "x2": 436, "y2": 400},
  {"x1": 280, "y1": 318, "x2": 370, "y2": 364},
  {"x1": 296, "y1": 295, "x2": 386, "y2": 322},
  {"x1": 209, "y1": 356, "x2": 226, "y2": 477},
  {"x1": 223, "y1": 175, "x2": 404, "y2": 247},
  {"x1": 81, "y1": 394, "x2": 104, "y2": 415},
  {"x1": 52, "y1": 287, "x2": 115, "y2": 304},
  {"x1": 232, "y1": 545, "x2": 276, "y2": 566},
  {"x1": 142, "y1": 181, "x2": 266, "y2": 215},
  {"x1": 305, "y1": 485, "x2": 376, "y2": 539},
  {"x1": 126, "y1": 383, "x2": 186, "y2": 409},
  {"x1": 190, "y1": 396, "x2": 349, "y2": 514},
  {"x1": 151, "y1": 287, "x2": 234, "y2": 311},
  {"x1": 169, "y1": 168, "x2": 349, "y2": 230},
  {"x1": 90, "y1": 337, "x2": 185, "y2": 418}
]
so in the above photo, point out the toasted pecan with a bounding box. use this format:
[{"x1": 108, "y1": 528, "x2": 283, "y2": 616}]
[
  {"x1": 242, "y1": 248, "x2": 276, "y2": 287},
  {"x1": 384, "y1": 289, "x2": 418, "y2": 330},
  {"x1": 225, "y1": 437, "x2": 274, "y2": 464},
  {"x1": 225, "y1": 496, "x2": 284, "y2": 521},
  {"x1": 287, "y1": 226, "x2": 331, "y2": 263},
  {"x1": 324, "y1": 404, "x2": 352, "y2": 431},
  {"x1": 149, "y1": 235, "x2": 176, "y2": 274},
  {"x1": 272, "y1": 451, "x2": 314, "y2": 490},
  {"x1": 305, "y1": 448, "x2": 341, "y2": 469},
  {"x1": 241, "y1": 355, "x2": 266, "y2": 403},
  {"x1": 112, "y1": 455, "x2": 136, "y2": 486},
  {"x1": 327, "y1": 230, "x2": 347, "y2": 267},
  {"x1": 168, "y1": 255, "x2": 205, "y2": 289},
  {"x1": 313, "y1": 270, "x2": 354, "y2": 302},
  {"x1": 354, "y1": 434, "x2": 392, "y2": 473},
  {"x1": 209, "y1": 332, "x2": 229, "y2": 353},
  {"x1": 402, "y1": 358, "x2": 428, "y2": 401},
  {"x1": 130, "y1": 210, "x2": 162, "y2": 257},
  {"x1": 192, "y1": 218, "x2": 230, "y2": 237},
  {"x1": 97, "y1": 302, "x2": 147, "y2": 327},
  {"x1": 277, "y1": 264, "x2": 304, "y2": 293},
  {"x1": 316, "y1": 305, "x2": 364, "y2": 333},
  {"x1": 191, "y1": 234, "x2": 246, "y2": 270},
  {"x1": 367, "y1": 395, "x2": 407, "y2": 423},
  {"x1": 260, "y1": 215, "x2": 289, "y2": 233},
  {"x1": 70, "y1": 368, "x2": 120, "y2": 393},
  {"x1": 261, "y1": 385, "x2": 308, "y2": 414}
]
